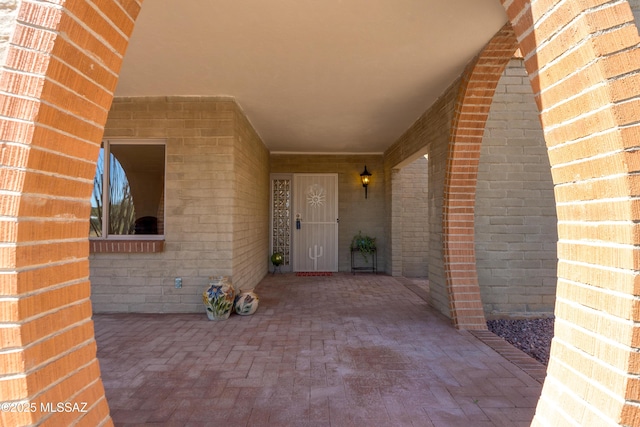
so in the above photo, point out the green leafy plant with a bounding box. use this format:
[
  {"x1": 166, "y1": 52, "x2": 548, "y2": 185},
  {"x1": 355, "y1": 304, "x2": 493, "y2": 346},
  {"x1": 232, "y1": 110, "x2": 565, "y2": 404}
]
[{"x1": 351, "y1": 231, "x2": 376, "y2": 263}]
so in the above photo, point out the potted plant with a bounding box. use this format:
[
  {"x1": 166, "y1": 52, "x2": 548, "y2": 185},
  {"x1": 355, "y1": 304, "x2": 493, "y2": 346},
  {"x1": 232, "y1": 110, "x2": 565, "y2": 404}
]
[{"x1": 351, "y1": 231, "x2": 376, "y2": 263}]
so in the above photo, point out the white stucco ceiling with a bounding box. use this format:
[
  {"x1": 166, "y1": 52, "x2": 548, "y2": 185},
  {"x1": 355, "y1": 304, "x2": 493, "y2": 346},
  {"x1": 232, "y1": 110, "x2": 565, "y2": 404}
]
[{"x1": 115, "y1": 0, "x2": 508, "y2": 153}]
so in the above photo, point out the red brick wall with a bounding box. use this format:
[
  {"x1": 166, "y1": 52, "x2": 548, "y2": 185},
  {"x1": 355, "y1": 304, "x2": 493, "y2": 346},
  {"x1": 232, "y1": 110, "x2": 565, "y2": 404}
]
[
  {"x1": 0, "y1": 1, "x2": 141, "y2": 425},
  {"x1": 502, "y1": 1, "x2": 640, "y2": 425},
  {"x1": 444, "y1": 24, "x2": 520, "y2": 330}
]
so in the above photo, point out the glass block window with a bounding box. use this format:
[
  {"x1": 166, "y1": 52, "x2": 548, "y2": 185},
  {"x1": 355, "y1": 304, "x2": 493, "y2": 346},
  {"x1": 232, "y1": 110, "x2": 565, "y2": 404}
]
[{"x1": 272, "y1": 178, "x2": 291, "y2": 266}]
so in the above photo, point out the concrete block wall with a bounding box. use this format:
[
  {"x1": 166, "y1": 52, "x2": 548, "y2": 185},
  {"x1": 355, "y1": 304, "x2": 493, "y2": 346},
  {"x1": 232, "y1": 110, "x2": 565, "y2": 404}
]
[
  {"x1": 400, "y1": 156, "x2": 429, "y2": 278},
  {"x1": 270, "y1": 154, "x2": 385, "y2": 272},
  {"x1": 385, "y1": 57, "x2": 557, "y2": 320},
  {"x1": 388, "y1": 168, "x2": 402, "y2": 276},
  {"x1": 476, "y1": 59, "x2": 557, "y2": 318},
  {"x1": 233, "y1": 105, "x2": 271, "y2": 291},
  {"x1": 384, "y1": 82, "x2": 459, "y2": 318},
  {"x1": 0, "y1": 0, "x2": 19, "y2": 65},
  {"x1": 630, "y1": 0, "x2": 640, "y2": 28},
  {"x1": 90, "y1": 97, "x2": 269, "y2": 312},
  {"x1": 424, "y1": 100, "x2": 454, "y2": 318}
]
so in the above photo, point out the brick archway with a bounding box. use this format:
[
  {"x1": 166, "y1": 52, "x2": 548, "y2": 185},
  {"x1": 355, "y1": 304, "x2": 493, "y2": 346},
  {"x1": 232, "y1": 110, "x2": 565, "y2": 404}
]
[
  {"x1": 443, "y1": 23, "x2": 520, "y2": 330},
  {"x1": 2, "y1": 0, "x2": 640, "y2": 425},
  {"x1": 502, "y1": 1, "x2": 640, "y2": 424},
  {"x1": 0, "y1": 1, "x2": 142, "y2": 425}
]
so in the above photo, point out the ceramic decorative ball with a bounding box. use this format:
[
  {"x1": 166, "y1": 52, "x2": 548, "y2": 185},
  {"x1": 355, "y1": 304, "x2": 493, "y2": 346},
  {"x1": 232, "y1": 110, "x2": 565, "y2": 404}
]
[
  {"x1": 234, "y1": 290, "x2": 259, "y2": 316},
  {"x1": 271, "y1": 252, "x2": 284, "y2": 266}
]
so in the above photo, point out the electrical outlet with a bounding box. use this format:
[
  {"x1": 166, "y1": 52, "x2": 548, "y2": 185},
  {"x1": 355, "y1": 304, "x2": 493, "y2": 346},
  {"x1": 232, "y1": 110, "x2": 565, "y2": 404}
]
[{"x1": 174, "y1": 277, "x2": 182, "y2": 288}]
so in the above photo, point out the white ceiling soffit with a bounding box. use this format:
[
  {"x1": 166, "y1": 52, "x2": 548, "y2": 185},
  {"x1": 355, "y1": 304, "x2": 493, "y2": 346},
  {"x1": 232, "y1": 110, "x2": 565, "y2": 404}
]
[{"x1": 115, "y1": 0, "x2": 508, "y2": 154}]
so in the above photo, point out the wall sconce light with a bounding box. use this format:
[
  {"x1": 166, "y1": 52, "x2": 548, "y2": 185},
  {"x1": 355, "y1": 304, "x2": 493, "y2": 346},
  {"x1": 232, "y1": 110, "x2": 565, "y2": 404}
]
[{"x1": 360, "y1": 165, "x2": 372, "y2": 199}]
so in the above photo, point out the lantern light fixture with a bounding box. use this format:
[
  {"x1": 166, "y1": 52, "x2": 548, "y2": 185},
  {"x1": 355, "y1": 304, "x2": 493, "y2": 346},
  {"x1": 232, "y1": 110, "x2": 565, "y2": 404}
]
[{"x1": 360, "y1": 165, "x2": 372, "y2": 199}]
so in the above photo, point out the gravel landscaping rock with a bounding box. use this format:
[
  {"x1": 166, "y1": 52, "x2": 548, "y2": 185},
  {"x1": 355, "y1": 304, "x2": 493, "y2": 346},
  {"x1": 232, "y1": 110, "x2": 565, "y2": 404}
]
[{"x1": 487, "y1": 318, "x2": 554, "y2": 365}]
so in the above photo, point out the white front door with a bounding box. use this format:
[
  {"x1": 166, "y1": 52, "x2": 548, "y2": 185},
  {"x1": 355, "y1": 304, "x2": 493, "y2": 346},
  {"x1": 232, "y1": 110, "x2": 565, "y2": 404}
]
[{"x1": 293, "y1": 174, "x2": 338, "y2": 272}]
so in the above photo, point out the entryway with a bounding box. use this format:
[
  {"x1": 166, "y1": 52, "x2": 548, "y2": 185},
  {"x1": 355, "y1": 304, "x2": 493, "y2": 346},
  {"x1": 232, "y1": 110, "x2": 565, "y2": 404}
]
[{"x1": 271, "y1": 173, "x2": 339, "y2": 273}]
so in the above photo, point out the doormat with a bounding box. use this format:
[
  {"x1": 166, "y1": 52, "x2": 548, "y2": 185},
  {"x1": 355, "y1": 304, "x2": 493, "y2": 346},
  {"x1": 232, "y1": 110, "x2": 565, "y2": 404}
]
[{"x1": 295, "y1": 272, "x2": 333, "y2": 277}]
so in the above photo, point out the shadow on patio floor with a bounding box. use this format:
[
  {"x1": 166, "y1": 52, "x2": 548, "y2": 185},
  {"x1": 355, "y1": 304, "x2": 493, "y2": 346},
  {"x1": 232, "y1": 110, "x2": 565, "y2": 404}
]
[{"x1": 95, "y1": 273, "x2": 543, "y2": 426}]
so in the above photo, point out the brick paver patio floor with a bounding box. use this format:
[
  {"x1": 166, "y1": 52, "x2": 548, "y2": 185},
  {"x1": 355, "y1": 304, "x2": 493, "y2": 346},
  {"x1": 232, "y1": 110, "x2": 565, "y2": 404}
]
[{"x1": 95, "y1": 273, "x2": 545, "y2": 426}]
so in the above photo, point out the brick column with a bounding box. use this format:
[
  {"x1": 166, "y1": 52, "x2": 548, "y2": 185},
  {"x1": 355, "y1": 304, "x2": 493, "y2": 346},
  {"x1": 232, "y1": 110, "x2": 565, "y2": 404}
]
[
  {"x1": 444, "y1": 23, "x2": 519, "y2": 329},
  {"x1": 0, "y1": 1, "x2": 141, "y2": 425},
  {"x1": 389, "y1": 168, "x2": 403, "y2": 276}
]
